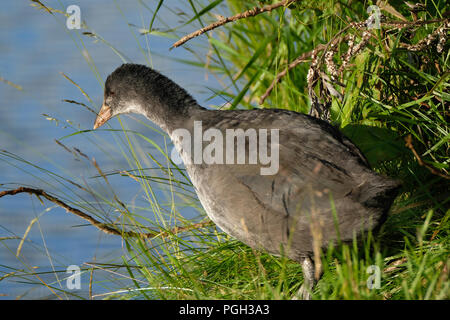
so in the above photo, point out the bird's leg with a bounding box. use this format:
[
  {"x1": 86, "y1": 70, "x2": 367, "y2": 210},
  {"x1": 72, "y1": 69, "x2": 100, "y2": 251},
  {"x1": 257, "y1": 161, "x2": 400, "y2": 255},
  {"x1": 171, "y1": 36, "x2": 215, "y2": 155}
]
[{"x1": 293, "y1": 256, "x2": 317, "y2": 300}]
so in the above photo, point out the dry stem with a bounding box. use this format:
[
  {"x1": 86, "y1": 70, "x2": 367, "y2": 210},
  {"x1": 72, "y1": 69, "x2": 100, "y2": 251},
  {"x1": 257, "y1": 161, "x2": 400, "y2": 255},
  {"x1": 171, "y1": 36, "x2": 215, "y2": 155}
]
[
  {"x1": 171, "y1": 0, "x2": 300, "y2": 48},
  {"x1": 404, "y1": 135, "x2": 449, "y2": 180},
  {"x1": 0, "y1": 187, "x2": 213, "y2": 238}
]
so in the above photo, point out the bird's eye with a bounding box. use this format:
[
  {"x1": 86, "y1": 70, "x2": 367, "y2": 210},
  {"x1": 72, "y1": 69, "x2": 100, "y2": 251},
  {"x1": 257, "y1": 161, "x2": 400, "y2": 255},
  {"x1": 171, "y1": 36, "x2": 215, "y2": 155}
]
[{"x1": 110, "y1": 91, "x2": 115, "y2": 96}]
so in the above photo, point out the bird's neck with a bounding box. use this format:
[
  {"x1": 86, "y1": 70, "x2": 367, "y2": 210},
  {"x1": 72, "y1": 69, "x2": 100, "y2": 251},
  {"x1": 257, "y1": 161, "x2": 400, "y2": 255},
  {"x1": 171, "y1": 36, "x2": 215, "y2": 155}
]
[
  {"x1": 140, "y1": 98, "x2": 205, "y2": 134},
  {"x1": 132, "y1": 71, "x2": 206, "y2": 134}
]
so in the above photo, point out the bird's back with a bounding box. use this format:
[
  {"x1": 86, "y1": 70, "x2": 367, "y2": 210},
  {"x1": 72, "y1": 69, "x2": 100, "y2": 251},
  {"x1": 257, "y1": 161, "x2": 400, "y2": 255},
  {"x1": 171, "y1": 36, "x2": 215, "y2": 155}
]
[{"x1": 174, "y1": 108, "x2": 400, "y2": 260}]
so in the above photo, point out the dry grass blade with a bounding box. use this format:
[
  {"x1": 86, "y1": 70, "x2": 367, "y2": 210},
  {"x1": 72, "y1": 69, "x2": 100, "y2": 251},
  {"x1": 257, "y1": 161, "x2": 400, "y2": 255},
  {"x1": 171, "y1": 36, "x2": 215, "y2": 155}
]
[
  {"x1": 0, "y1": 76, "x2": 23, "y2": 91},
  {"x1": 30, "y1": 0, "x2": 54, "y2": 14},
  {"x1": 260, "y1": 16, "x2": 448, "y2": 114},
  {"x1": 62, "y1": 99, "x2": 97, "y2": 114}
]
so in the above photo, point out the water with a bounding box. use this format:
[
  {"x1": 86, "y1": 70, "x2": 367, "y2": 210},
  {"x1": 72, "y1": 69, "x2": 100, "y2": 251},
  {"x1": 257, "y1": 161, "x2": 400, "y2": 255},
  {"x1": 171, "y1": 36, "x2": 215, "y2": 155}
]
[{"x1": 0, "y1": 0, "x2": 225, "y2": 299}]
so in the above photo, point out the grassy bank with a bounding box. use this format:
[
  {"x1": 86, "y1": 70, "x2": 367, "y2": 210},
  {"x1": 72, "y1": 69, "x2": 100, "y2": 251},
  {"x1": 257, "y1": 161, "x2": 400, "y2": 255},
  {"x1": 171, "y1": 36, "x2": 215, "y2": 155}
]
[{"x1": 1, "y1": 0, "x2": 448, "y2": 299}]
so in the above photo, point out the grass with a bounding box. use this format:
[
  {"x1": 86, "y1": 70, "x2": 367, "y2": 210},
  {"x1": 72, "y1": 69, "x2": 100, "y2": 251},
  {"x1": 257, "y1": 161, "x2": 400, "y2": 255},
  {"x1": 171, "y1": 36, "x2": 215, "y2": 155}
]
[{"x1": 0, "y1": 0, "x2": 448, "y2": 299}]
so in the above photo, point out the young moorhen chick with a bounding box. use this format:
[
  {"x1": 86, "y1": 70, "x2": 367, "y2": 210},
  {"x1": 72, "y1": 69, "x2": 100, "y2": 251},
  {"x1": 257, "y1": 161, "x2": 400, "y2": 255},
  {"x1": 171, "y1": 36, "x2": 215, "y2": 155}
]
[{"x1": 93, "y1": 64, "x2": 400, "y2": 299}]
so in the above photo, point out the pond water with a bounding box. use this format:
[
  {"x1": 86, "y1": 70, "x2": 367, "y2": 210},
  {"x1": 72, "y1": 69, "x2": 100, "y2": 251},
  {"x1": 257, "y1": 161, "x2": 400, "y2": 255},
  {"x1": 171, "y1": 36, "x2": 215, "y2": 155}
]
[{"x1": 0, "y1": 0, "x2": 225, "y2": 299}]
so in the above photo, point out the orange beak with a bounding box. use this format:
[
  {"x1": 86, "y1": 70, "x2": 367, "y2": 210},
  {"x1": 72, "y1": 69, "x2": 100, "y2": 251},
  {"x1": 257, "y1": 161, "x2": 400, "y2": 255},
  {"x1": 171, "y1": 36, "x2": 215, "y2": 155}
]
[{"x1": 93, "y1": 103, "x2": 112, "y2": 129}]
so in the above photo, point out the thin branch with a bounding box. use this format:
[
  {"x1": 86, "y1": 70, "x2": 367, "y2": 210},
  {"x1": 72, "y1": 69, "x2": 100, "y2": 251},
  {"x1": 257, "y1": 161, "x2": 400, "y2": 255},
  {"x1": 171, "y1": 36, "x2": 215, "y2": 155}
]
[
  {"x1": 171, "y1": 0, "x2": 300, "y2": 48},
  {"x1": 404, "y1": 135, "x2": 450, "y2": 180},
  {"x1": 259, "y1": 44, "x2": 325, "y2": 104},
  {"x1": 0, "y1": 187, "x2": 213, "y2": 238},
  {"x1": 383, "y1": 257, "x2": 407, "y2": 273}
]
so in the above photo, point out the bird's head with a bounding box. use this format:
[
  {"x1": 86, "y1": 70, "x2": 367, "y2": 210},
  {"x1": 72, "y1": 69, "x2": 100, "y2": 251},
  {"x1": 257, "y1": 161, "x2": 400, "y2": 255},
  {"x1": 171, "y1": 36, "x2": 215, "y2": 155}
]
[{"x1": 93, "y1": 64, "x2": 198, "y2": 131}]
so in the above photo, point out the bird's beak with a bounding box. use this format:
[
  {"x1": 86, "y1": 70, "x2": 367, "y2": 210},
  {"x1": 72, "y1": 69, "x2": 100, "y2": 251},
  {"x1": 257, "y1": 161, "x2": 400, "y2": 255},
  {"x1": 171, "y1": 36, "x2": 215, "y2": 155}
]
[{"x1": 93, "y1": 103, "x2": 112, "y2": 129}]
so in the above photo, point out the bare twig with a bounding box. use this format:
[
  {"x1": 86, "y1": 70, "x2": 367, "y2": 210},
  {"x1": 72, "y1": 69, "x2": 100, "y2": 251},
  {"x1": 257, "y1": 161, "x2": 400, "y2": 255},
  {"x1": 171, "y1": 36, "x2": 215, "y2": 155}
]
[
  {"x1": 404, "y1": 135, "x2": 450, "y2": 180},
  {"x1": 259, "y1": 45, "x2": 325, "y2": 104},
  {"x1": 324, "y1": 42, "x2": 339, "y2": 81},
  {"x1": 0, "y1": 187, "x2": 213, "y2": 238},
  {"x1": 171, "y1": 0, "x2": 300, "y2": 48}
]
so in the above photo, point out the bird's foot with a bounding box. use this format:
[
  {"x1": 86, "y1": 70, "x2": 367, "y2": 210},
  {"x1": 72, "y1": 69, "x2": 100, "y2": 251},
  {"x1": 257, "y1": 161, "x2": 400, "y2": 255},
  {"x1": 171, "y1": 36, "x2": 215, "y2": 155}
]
[{"x1": 291, "y1": 256, "x2": 317, "y2": 300}]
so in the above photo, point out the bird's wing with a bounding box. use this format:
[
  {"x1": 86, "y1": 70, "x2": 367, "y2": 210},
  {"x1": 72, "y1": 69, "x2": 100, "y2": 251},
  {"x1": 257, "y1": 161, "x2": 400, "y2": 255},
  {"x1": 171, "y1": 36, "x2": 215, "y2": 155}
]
[
  {"x1": 211, "y1": 109, "x2": 371, "y2": 218},
  {"x1": 195, "y1": 109, "x2": 389, "y2": 254}
]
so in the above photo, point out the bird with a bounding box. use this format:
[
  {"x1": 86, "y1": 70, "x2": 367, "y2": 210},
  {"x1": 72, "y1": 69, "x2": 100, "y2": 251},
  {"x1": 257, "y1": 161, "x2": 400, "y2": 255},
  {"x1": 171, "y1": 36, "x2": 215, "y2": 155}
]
[{"x1": 93, "y1": 63, "x2": 401, "y2": 299}]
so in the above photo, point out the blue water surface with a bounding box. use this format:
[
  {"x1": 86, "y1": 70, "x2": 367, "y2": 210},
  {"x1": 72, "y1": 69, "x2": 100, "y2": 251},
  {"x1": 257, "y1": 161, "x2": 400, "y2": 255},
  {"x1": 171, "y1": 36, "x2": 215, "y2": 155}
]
[{"x1": 0, "y1": 0, "x2": 226, "y2": 299}]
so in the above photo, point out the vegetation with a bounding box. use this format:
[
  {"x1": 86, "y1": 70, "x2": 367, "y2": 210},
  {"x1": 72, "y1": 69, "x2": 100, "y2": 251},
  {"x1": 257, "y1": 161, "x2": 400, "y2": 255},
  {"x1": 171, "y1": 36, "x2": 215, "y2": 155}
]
[{"x1": 0, "y1": 0, "x2": 448, "y2": 299}]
